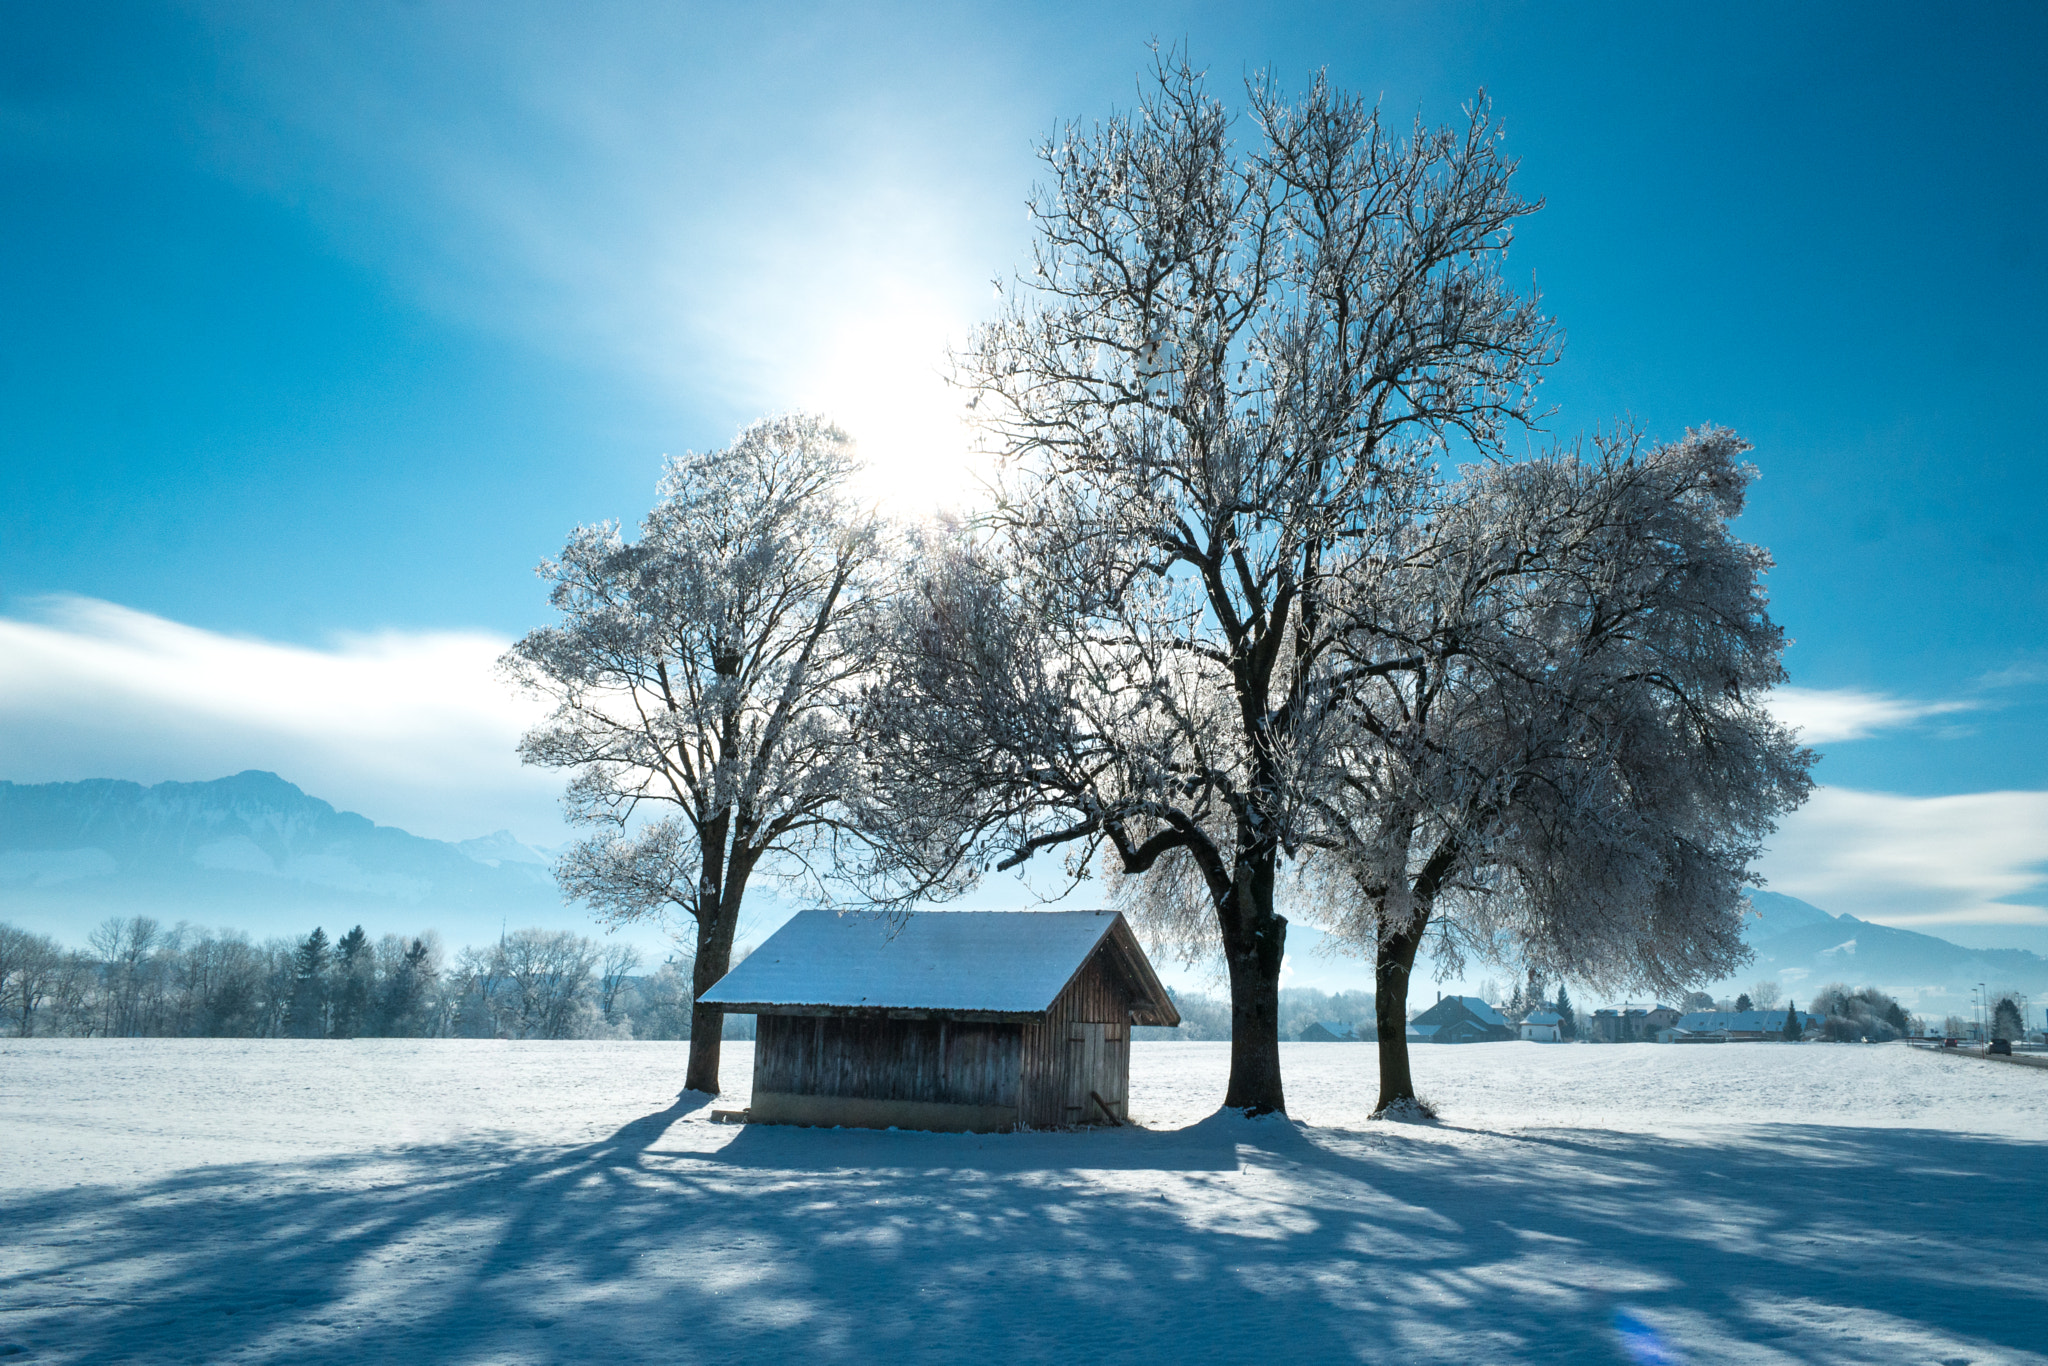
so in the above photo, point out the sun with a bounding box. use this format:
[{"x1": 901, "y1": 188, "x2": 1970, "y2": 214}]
[{"x1": 797, "y1": 287, "x2": 995, "y2": 518}]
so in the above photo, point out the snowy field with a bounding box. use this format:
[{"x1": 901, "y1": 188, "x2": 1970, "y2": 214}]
[{"x1": 3, "y1": 1041, "x2": 2044, "y2": 1365}]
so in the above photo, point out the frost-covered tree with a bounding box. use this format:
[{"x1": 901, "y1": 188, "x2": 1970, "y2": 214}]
[
  {"x1": 1809, "y1": 984, "x2": 1909, "y2": 1041},
  {"x1": 596, "y1": 941, "x2": 642, "y2": 1028},
  {"x1": 172, "y1": 930, "x2": 268, "y2": 1037},
  {"x1": 506, "y1": 414, "x2": 884, "y2": 1092},
  {"x1": 855, "y1": 55, "x2": 1555, "y2": 1115},
  {"x1": 1301, "y1": 430, "x2": 1813, "y2": 1113},
  {"x1": 90, "y1": 916, "x2": 163, "y2": 1038},
  {"x1": 495, "y1": 929, "x2": 600, "y2": 1040},
  {"x1": 628, "y1": 957, "x2": 694, "y2": 1040},
  {"x1": 0, "y1": 925, "x2": 66, "y2": 1037}
]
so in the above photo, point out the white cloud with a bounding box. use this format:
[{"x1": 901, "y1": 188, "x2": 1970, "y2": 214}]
[
  {"x1": 0, "y1": 597, "x2": 558, "y2": 844},
  {"x1": 1767, "y1": 686, "x2": 1974, "y2": 743},
  {"x1": 1758, "y1": 786, "x2": 2048, "y2": 927}
]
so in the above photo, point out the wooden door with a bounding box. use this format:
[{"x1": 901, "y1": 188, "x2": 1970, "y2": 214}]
[{"x1": 1065, "y1": 1021, "x2": 1127, "y2": 1124}]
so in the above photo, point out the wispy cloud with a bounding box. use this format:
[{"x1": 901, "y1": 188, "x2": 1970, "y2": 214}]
[
  {"x1": 1768, "y1": 686, "x2": 1975, "y2": 743},
  {"x1": 0, "y1": 597, "x2": 556, "y2": 843},
  {"x1": 1977, "y1": 659, "x2": 2048, "y2": 690},
  {"x1": 183, "y1": 5, "x2": 1031, "y2": 513},
  {"x1": 1758, "y1": 786, "x2": 2048, "y2": 927}
]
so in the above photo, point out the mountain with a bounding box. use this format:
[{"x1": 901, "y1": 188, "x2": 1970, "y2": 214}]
[
  {"x1": 0, "y1": 772, "x2": 578, "y2": 948},
  {"x1": 1742, "y1": 890, "x2": 1839, "y2": 944},
  {"x1": 1723, "y1": 890, "x2": 2048, "y2": 1014},
  {"x1": 455, "y1": 830, "x2": 554, "y2": 868}
]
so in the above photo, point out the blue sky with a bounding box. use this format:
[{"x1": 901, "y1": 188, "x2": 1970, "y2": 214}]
[{"x1": 3, "y1": 1, "x2": 2045, "y2": 954}]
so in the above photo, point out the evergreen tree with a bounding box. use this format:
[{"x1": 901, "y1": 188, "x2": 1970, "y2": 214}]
[
  {"x1": 330, "y1": 926, "x2": 372, "y2": 1038},
  {"x1": 1734, "y1": 992, "x2": 1753, "y2": 1013},
  {"x1": 284, "y1": 927, "x2": 330, "y2": 1039},
  {"x1": 377, "y1": 939, "x2": 437, "y2": 1037},
  {"x1": 1555, "y1": 984, "x2": 1578, "y2": 1040},
  {"x1": 1990, "y1": 996, "x2": 2023, "y2": 1042},
  {"x1": 1782, "y1": 1000, "x2": 1801, "y2": 1041}
]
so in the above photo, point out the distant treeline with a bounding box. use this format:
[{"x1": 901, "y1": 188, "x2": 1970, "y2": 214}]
[
  {"x1": 1135, "y1": 988, "x2": 1381, "y2": 1043},
  {"x1": 0, "y1": 918, "x2": 1362, "y2": 1045},
  {"x1": 1, "y1": 919, "x2": 1952, "y2": 1045},
  {"x1": 0, "y1": 917, "x2": 743, "y2": 1042}
]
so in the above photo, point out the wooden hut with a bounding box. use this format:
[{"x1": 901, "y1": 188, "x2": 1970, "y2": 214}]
[{"x1": 698, "y1": 910, "x2": 1180, "y2": 1133}]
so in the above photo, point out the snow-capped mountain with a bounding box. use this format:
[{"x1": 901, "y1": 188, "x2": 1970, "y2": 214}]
[
  {"x1": 1725, "y1": 890, "x2": 2048, "y2": 1012},
  {"x1": 0, "y1": 771, "x2": 573, "y2": 946}
]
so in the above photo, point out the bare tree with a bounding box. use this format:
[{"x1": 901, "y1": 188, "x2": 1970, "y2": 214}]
[
  {"x1": 1299, "y1": 430, "x2": 1812, "y2": 1112},
  {"x1": 89, "y1": 916, "x2": 162, "y2": 1038},
  {"x1": 495, "y1": 929, "x2": 600, "y2": 1040},
  {"x1": 0, "y1": 925, "x2": 67, "y2": 1037},
  {"x1": 856, "y1": 55, "x2": 1554, "y2": 1114},
  {"x1": 596, "y1": 941, "x2": 642, "y2": 1028},
  {"x1": 505, "y1": 413, "x2": 884, "y2": 1092}
]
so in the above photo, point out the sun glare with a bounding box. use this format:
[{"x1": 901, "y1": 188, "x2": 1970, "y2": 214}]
[{"x1": 797, "y1": 291, "x2": 995, "y2": 518}]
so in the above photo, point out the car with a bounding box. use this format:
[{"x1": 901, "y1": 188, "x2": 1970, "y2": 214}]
[{"x1": 1989, "y1": 1039, "x2": 2014, "y2": 1056}]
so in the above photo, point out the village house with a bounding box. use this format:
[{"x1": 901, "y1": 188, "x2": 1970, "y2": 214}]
[
  {"x1": 1298, "y1": 1020, "x2": 1359, "y2": 1042},
  {"x1": 1670, "y1": 1008, "x2": 1801, "y2": 1041},
  {"x1": 1406, "y1": 995, "x2": 1516, "y2": 1044},
  {"x1": 698, "y1": 909, "x2": 1179, "y2": 1133},
  {"x1": 1589, "y1": 1003, "x2": 1682, "y2": 1042},
  {"x1": 1518, "y1": 1008, "x2": 1563, "y2": 1042}
]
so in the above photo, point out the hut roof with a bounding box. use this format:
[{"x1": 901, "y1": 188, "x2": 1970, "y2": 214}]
[{"x1": 699, "y1": 909, "x2": 1180, "y2": 1025}]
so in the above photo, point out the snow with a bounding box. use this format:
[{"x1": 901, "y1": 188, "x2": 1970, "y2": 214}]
[
  {"x1": 699, "y1": 909, "x2": 1126, "y2": 1015},
  {"x1": 3, "y1": 1040, "x2": 2044, "y2": 1364}
]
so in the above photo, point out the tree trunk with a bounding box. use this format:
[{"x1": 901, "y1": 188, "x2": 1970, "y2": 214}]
[
  {"x1": 684, "y1": 910, "x2": 739, "y2": 1095},
  {"x1": 1220, "y1": 862, "x2": 1288, "y2": 1114},
  {"x1": 1372, "y1": 911, "x2": 1426, "y2": 1115}
]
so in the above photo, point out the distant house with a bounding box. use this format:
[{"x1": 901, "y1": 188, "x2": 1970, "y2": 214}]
[
  {"x1": 1519, "y1": 1008, "x2": 1563, "y2": 1043},
  {"x1": 699, "y1": 910, "x2": 1179, "y2": 1132},
  {"x1": 1298, "y1": 1020, "x2": 1359, "y2": 1042},
  {"x1": 1673, "y1": 1009, "x2": 1799, "y2": 1042},
  {"x1": 1656, "y1": 1026, "x2": 1725, "y2": 1043},
  {"x1": 1590, "y1": 1003, "x2": 1682, "y2": 1042},
  {"x1": 1407, "y1": 995, "x2": 1515, "y2": 1044}
]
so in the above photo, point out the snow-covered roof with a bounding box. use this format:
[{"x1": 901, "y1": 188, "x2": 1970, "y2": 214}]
[
  {"x1": 1677, "y1": 1010, "x2": 1793, "y2": 1033},
  {"x1": 1523, "y1": 1009, "x2": 1561, "y2": 1026},
  {"x1": 1453, "y1": 996, "x2": 1507, "y2": 1025},
  {"x1": 1406, "y1": 1023, "x2": 1441, "y2": 1038},
  {"x1": 698, "y1": 909, "x2": 1178, "y2": 1025}
]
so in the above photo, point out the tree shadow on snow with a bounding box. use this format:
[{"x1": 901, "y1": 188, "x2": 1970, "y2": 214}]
[{"x1": 2, "y1": 1102, "x2": 2043, "y2": 1366}]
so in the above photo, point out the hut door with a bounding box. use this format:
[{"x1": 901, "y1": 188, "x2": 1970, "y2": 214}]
[{"x1": 1064, "y1": 1022, "x2": 1127, "y2": 1124}]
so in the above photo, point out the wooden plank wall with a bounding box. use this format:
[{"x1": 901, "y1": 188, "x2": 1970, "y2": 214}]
[
  {"x1": 1020, "y1": 954, "x2": 1133, "y2": 1127},
  {"x1": 755, "y1": 1015, "x2": 1023, "y2": 1108}
]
